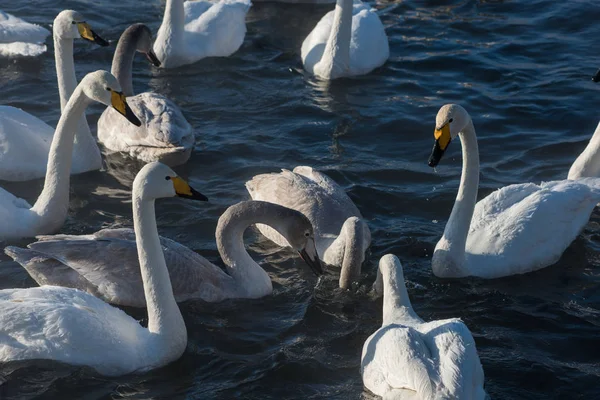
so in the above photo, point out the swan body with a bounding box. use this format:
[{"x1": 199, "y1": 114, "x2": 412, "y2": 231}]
[
  {"x1": 0, "y1": 162, "x2": 206, "y2": 375},
  {"x1": 98, "y1": 24, "x2": 194, "y2": 165},
  {"x1": 361, "y1": 255, "x2": 486, "y2": 399},
  {"x1": 428, "y1": 104, "x2": 600, "y2": 279},
  {"x1": 6, "y1": 201, "x2": 322, "y2": 308},
  {"x1": 0, "y1": 70, "x2": 140, "y2": 241},
  {"x1": 0, "y1": 10, "x2": 49, "y2": 57},
  {"x1": 153, "y1": 0, "x2": 251, "y2": 69},
  {"x1": 301, "y1": 0, "x2": 389, "y2": 80},
  {"x1": 0, "y1": 11, "x2": 107, "y2": 182},
  {"x1": 246, "y1": 166, "x2": 370, "y2": 288}
]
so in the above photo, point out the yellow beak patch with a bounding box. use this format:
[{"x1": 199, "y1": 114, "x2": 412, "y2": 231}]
[
  {"x1": 111, "y1": 90, "x2": 127, "y2": 116},
  {"x1": 171, "y1": 176, "x2": 193, "y2": 196},
  {"x1": 77, "y1": 22, "x2": 94, "y2": 41},
  {"x1": 434, "y1": 124, "x2": 451, "y2": 151}
]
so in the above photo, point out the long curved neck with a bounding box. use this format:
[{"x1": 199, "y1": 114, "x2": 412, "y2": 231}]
[
  {"x1": 157, "y1": 0, "x2": 185, "y2": 53},
  {"x1": 216, "y1": 202, "x2": 297, "y2": 298},
  {"x1": 338, "y1": 217, "x2": 365, "y2": 289},
  {"x1": 433, "y1": 120, "x2": 479, "y2": 276},
  {"x1": 53, "y1": 32, "x2": 101, "y2": 164},
  {"x1": 382, "y1": 261, "x2": 422, "y2": 326},
  {"x1": 31, "y1": 87, "x2": 88, "y2": 228},
  {"x1": 111, "y1": 34, "x2": 137, "y2": 97},
  {"x1": 320, "y1": 0, "x2": 353, "y2": 78},
  {"x1": 568, "y1": 120, "x2": 600, "y2": 179},
  {"x1": 132, "y1": 195, "x2": 185, "y2": 342}
]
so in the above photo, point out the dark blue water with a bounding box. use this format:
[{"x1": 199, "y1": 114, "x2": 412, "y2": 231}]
[{"x1": 1, "y1": 0, "x2": 600, "y2": 398}]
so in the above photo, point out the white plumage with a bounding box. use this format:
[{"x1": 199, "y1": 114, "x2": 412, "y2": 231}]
[
  {"x1": 428, "y1": 104, "x2": 600, "y2": 278},
  {"x1": 301, "y1": 0, "x2": 389, "y2": 79},
  {"x1": 0, "y1": 10, "x2": 49, "y2": 57},
  {"x1": 361, "y1": 255, "x2": 486, "y2": 399},
  {"x1": 153, "y1": 0, "x2": 251, "y2": 69}
]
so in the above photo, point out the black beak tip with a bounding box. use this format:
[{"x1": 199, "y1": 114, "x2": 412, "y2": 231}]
[
  {"x1": 592, "y1": 69, "x2": 600, "y2": 83},
  {"x1": 428, "y1": 158, "x2": 439, "y2": 168},
  {"x1": 191, "y1": 187, "x2": 209, "y2": 201},
  {"x1": 146, "y1": 51, "x2": 162, "y2": 67},
  {"x1": 92, "y1": 31, "x2": 109, "y2": 47}
]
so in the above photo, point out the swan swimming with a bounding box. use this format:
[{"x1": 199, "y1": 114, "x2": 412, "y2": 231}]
[
  {"x1": 97, "y1": 24, "x2": 194, "y2": 166},
  {"x1": 6, "y1": 200, "x2": 323, "y2": 308},
  {"x1": 0, "y1": 71, "x2": 140, "y2": 241},
  {"x1": 153, "y1": 0, "x2": 251, "y2": 69},
  {"x1": 301, "y1": 0, "x2": 389, "y2": 80},
  {"x1": 0, "y1": 10, "x2": 108, "y2": 182},
  {"x1": 428, "y1": 104, "x2": 600, "y2": 278},
  {"x1": 0, "y1": 10, "x2": 50, "y2": 57},
  {"x1": 361, "y1": 254, "x2": 486, "y2": 399},
  {"x1": 246, "y1": 166, "x2": 370, "y2": 289},
  {"x1": 0, "y1": 161, "x2": 207, "y2": 376}
]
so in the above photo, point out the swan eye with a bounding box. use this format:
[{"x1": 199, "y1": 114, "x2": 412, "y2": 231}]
[
  {"x1": 449, "y1": 118, "x2": 454, "y2": 123},
  {"x1": 105, "y1": 87, "x2": 110, "y2": 91},
  {"x1": 304, "y1": 232, "x2": 310, "y2": 237},
  {"x1": 165, "y1": 176, "x2": 171, "y2": 181}
]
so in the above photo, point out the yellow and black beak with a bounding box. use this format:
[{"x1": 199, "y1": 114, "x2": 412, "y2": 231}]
[
  {"x1": 593, "y1": 68, "x2": 600, "y2": 83},
  {"x1": 110, "y1": 90, "x2": 142, "y2": 127},
  {"x1": 146, "y1": 50, "x2": 161, "y2": 67},
  {"x1": 170, "y1": 176, "x2": 208, "y2": 201},
  {"x1": 428, "y1": 123, "x2": 451, "y2": 167},
  {"x1": 77, "y1": 22, "x2": 109, "y2": 47}
]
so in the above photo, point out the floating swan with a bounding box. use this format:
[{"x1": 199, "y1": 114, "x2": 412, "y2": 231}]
[
  {"x1": 0, "y1": 161, "x2": 206, "y2": 376},
  {"x1": 97, "y1": 24, "x2": 194, "y2": 165},
  {"x1": 361, "y1": 254, "x2": 486, "y2": 399},
  {"x1": 428, "y1": 104, "x2": 600, "y2": 278},
  {"x1": 246, "y1": 166, "x2": 370, "y2": 288},
  {"x1": 153, "y1": 0, "x2": 251, "y2": 69},
  {"x1": 6, "y1": 200, "x2": 322, "y2": 307},
  {"x1": 567, "y1": 70, "x2": 600, "y2": 179},
  {"x1": 0, "y1": 70, "x2": 140, "y2": 241},
  {"x1": 301, "y1": 0, "x2": 389, "y2": 80},
  {"x1": 0, "y1": 10, "x2": 50, "y2": 57},
  {"x1": 0, "y1": 10, "x2": 108, "y2": 182}
]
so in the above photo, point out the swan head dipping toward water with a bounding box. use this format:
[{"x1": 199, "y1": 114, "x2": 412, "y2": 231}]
[
  {"x1": 428, "y1": 104, "x2": 471, "y2": 168},
  {"x1": 123, "y1": 23, "x2": 161, "y2": 67},
  {"x1": 53, "y1": 10, "x2": 108, "y2": 46}
]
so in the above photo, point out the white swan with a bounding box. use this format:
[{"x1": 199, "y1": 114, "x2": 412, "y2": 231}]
[
  {"x1": 5, "y1": 200, "x2": 322, "y2": 307},
  {"x1": 153, "y1": 0, "x2": 251, "y2": 69},
  {"x1": 0, "y1": 161, "x2": 207, "y2": 376},
  {"x1": 245, "y1": 166, "x2": 370, "y2": 289},
  {"x1": 0, "y1": 10, "x2": 108, "y2": 182},
  {"x1": 0, "y1": 70, "x2": 140, "y2": 241},
  {"x1": 97, "y1": 24, "x2": 194, "y2": 165},
  {"x1": 301, "y1": 0, "x2": 389, "y2": 80},
  {"x1": 361, "y1": 254, "x2": 486, "y2": 399},
  {"x1": 428, "y1": 104, "x2": 600, "y2": 279},
  {"x1": 0, "y1": 10, "x2": 50, "y2": 57}
]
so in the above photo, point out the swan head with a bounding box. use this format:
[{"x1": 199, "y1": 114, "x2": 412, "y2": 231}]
[
  {"x1": 133, "y1": 162, "x2": 208, "y2": 202},
  {"x1": 428, "y1": 104, "x2": 471, "y2": 167},
  {"x1": 284, "y1": 212, "x2": 323, "y2": 277},
  {"x1": 53, "y1": 10, "x2": 108, "y2": 46},
  {"x1": 81, "y1": 70, "x2": 142, "y2": 127},
  {"x1": 122, "y1": 24, "x2": 161, "y2": 67}
]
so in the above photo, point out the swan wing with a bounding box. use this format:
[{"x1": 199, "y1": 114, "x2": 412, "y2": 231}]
[
  {"x1": 361, "y1": 324, "x2": 435, "y2": 399},
  {"x1": 348, "y1": 7, "x2": 389, "y2": 75},
  {"x1": 0, "y1": 11, "x2": 49, "y2": 44},
  {"x1": 420, "y1": 319, "x2": 486, "y2": 399},
  {"x1": 0, "y1": 286, "x2": 150, "y2": 375},
  {"x1": 10, "y1": 229, "x2": 233, "y2": 307},
  {"x1": 466, "y1": 179, "x2": 600, "y2": 277},
  {"x1": 0, "y1": 106, "x2": 55, "y2": 181},
  {"x1": 98, "y1": 93, "x2": 193, "y2": 163},
  {"x1": 183, "y1": 0, "x2": 250, "y2": 58}
]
